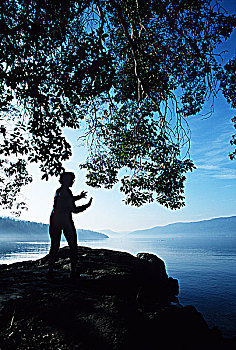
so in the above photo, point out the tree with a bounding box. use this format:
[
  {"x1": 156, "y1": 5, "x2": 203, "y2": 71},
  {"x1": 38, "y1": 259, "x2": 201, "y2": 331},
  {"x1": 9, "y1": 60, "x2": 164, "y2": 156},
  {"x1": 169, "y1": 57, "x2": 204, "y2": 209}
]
[{"x1": 0, "y1": 0, "x2": 235, "y2": 214}]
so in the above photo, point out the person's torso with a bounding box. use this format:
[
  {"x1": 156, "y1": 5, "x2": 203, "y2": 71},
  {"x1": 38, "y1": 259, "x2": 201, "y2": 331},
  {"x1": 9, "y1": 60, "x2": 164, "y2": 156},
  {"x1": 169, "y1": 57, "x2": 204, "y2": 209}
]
[{"x1": 52, "y1": 187, "x2": 74, "y2": 216}]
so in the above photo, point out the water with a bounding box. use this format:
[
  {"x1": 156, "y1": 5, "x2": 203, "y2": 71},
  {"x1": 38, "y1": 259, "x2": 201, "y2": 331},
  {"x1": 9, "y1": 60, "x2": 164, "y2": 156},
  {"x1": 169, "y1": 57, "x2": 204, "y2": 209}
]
[{"x1": 0, "y1": 233, "x2": 235, "y2": 338}]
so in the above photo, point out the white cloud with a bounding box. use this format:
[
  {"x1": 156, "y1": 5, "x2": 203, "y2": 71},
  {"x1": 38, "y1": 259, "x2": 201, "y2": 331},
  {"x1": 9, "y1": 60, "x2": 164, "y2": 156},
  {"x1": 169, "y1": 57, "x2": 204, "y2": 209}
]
[
  {"x1": 195, "y1": 163, "x2": 236, "y2": 180},
  {"x1": 197, "y1": 165, "x2": 219, "y2": 170},
  {"x1": 213, "y1": 174, "x2": 236, "y2": 180}
]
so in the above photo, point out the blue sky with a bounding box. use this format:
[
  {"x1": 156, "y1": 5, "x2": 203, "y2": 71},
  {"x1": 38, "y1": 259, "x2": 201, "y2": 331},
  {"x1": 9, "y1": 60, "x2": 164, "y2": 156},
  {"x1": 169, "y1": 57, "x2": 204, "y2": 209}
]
[{"x1": 0, "y1": 0, "x2": 235, "y2": 232}]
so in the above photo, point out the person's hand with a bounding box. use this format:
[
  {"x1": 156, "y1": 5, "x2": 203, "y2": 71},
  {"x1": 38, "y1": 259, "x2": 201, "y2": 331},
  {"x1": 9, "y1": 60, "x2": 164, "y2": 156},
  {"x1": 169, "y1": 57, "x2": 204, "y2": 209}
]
[
  {"x1": 80, "y1": 190, "x2": 87, "y2": 199},
  {"x1": 88, "y1": 197, "x2": 93, "y2": 206}
]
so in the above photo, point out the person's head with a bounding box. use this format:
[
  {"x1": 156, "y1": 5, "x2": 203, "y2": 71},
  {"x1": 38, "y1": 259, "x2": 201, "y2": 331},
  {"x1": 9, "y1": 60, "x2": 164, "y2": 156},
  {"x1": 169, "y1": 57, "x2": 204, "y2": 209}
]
[{"x1": 59, "y1": 172, "x2": 75, "y2": 187}]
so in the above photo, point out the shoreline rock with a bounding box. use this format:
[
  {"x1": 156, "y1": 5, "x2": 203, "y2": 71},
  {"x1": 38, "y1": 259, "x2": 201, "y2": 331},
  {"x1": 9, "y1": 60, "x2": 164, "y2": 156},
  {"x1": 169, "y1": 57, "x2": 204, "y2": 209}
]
[{"x1": 0, "y1": 246, "x2": 235, "y2": 349}]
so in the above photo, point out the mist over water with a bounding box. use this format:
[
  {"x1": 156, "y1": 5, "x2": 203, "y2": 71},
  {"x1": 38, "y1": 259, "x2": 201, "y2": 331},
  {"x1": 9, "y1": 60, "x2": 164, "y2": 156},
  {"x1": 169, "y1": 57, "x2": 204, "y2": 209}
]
[{"x1": 0, "y1": 232, "x2": 235, "y2": 338}]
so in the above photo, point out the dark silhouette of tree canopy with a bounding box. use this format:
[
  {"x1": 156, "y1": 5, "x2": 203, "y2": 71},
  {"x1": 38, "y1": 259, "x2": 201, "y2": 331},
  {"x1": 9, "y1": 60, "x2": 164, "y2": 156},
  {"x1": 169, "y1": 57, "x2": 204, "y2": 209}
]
[{"x1": 0, "y1": 0, "x2": 235, "y2": 214}]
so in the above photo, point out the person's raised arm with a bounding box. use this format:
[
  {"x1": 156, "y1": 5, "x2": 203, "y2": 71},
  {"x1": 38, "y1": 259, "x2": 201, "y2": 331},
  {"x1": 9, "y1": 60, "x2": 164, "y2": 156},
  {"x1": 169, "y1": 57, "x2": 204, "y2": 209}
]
[
  {"x1": 73, "y1": 197, "x2": 93, "y2": 213},
  {"x1": 73, "y1": 190, "x2": 87, "y2": 201}
]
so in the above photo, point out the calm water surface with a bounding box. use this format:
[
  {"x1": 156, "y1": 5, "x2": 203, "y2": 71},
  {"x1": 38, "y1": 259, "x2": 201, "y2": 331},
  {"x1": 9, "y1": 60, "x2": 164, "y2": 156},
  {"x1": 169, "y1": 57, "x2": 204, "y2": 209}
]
[{"x1": 0, "y1": 233, "x2": 235, "y2": 337}]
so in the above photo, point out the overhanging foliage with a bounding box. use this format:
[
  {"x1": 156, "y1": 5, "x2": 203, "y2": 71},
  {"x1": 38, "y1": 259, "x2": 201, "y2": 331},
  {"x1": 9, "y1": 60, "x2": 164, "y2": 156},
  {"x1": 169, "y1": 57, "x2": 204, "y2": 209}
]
[{"x1": 0, "y1": 0, "x2": 235, "y2": 213}]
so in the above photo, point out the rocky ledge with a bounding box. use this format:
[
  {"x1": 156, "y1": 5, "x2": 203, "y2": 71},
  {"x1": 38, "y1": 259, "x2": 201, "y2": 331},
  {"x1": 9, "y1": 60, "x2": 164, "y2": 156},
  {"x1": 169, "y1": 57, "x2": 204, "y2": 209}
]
[{"x1": 0, "y1": 246, "x2": 235, "y2": 349}]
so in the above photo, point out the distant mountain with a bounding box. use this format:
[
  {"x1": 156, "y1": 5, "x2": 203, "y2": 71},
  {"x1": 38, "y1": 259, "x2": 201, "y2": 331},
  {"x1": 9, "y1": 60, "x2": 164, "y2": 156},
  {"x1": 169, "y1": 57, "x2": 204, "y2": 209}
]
[
  {"x1": 98, "y1": 229, "x2": 118, "y2": 236},
  {"x1": 130, "y1": 216, "x2": 236, "y2": 236},
  {"x1": 0, "y1": 217, "x2": 48, "y2": 240},
  {"x1": 98, "y1": 229, "x2": 130, "y2": 237},
  {"x1": 77, "y1": 229, "x2": 108, "y2": 241},
  {"x1": 0, "y1": 217, "x2": 108, "y2": 241}
]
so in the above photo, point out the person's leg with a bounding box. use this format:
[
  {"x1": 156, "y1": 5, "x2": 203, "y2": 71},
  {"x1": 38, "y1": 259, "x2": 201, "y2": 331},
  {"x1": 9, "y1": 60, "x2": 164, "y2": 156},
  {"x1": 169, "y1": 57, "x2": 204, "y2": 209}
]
[
  {"x1": 48, "y1": 221, "x2": 61, "y2": 275},
  {"x1": 63, "y1": 220, "x2": 78, "y2": 275}
]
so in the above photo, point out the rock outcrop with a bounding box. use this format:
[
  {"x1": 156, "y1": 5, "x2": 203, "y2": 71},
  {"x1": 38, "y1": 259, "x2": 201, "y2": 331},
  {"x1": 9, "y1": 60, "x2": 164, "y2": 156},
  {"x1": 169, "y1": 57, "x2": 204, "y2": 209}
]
[{"x1": 0, "y1": 246, "x2": 235, "y2": 349}]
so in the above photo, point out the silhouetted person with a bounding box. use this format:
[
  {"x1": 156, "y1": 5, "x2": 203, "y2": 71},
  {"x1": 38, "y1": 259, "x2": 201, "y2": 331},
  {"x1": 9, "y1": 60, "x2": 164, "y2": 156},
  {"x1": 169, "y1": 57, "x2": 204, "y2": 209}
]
[{"x1": 47, "y1": 172, "x2": 92, "y2": 279}]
